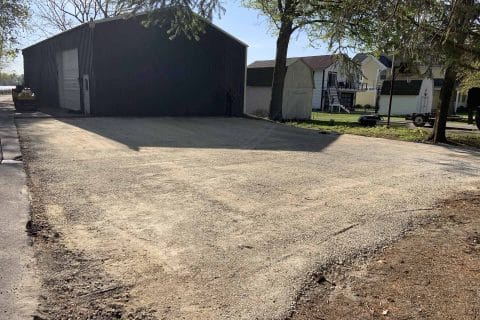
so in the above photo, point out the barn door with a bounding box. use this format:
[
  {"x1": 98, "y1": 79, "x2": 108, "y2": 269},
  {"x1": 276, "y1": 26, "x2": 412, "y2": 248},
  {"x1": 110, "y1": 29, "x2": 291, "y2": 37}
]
[{"x1": 58, "y1": 49, "x2": 81, "y2": 111}]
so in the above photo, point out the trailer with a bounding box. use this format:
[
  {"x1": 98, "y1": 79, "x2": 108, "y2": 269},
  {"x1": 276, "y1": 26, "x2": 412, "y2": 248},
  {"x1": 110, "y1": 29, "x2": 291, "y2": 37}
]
[
  {"x1": 408, "y1": 112, "x2": 434, "y2": 127},
  {"x1": 408, "y1": 79, "x2": 435, "y2": 127}
]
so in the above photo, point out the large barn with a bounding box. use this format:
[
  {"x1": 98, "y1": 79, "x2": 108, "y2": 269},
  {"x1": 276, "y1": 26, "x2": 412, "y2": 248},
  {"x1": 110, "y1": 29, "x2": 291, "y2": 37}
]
[{"x1": 23, "y1": 14, "x2": 247, "y2": 117}]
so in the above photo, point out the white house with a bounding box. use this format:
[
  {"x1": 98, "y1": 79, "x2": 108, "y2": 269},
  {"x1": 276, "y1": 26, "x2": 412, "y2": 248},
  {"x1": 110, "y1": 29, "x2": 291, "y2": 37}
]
[
  {"x1": 301, "y1": 55, "x2": 364, "y2": 111},
  {"x1": 353, "y1": 53, "x2": 389, "y2": 107},
  {"x1": 246, "y1": 58, "x2": 314, "y2": 120},
  {"x1": 247, "y1": 54, "x2": 385, "y2": 117}
]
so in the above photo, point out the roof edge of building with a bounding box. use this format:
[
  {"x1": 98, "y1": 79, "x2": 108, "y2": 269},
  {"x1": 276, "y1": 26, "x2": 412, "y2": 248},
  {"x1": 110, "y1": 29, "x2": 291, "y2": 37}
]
[
  {"x1": 23, "y1": 23, "x2": 89, "y2": 52},
  {"x1": 23, "y1": 10, "x2": 247, "y2": 52}
]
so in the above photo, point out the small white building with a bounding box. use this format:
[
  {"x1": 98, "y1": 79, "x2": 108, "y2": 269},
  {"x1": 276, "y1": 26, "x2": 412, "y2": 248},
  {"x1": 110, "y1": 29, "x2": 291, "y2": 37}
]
[
  {"x1": 378, "y1": 80, "x2": 422, "y2": 115},
  {"x1": 357, "y1": 54, "x2": 466, "y2": 114},
  {"x1": 246, "y1": 58, "x2": 314, "y2": 120}
]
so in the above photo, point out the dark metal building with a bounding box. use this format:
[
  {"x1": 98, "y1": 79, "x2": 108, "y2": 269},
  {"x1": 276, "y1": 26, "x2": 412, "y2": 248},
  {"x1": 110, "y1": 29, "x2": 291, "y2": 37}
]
[{"x1": 23, "y1": 14, "x2": 247, "y2": 117}]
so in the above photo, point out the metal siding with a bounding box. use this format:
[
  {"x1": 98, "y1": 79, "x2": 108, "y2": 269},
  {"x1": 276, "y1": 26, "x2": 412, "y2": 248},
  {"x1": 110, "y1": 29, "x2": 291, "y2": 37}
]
[
  {"x1": 22, "y1": 25, "x2": 93, "y2": 111},
  {"x1": 91, "y1": 18, "x2": 246, "y2": 116}
]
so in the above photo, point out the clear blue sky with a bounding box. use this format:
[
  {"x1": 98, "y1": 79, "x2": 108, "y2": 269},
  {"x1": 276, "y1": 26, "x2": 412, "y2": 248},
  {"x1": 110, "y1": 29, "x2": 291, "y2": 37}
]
[{"x1": 5, "y1": 0, "x2": 332, "y2": 74}]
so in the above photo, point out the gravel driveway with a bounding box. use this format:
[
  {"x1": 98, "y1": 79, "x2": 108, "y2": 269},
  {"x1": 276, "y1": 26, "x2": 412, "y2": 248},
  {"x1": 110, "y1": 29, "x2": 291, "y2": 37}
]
[{"x1": 17, "y1": 116, "x2": 480, "y2": 319}]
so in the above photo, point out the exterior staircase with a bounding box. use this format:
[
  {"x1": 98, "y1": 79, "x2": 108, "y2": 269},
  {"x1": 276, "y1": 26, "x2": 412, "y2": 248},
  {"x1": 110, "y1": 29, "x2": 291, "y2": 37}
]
[{"x1": 327, "y1": 87, "x2": 350, "y2": 113}]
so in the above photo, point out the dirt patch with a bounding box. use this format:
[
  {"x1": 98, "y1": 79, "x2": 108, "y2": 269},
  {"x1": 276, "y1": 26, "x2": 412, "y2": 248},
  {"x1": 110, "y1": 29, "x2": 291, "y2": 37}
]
[
  {"x1": 28, "y1": 206, "x2": 157, "y2": 320},
  {"x1": 22, "y1": 149, "x2": 157, "y2": 320},
  {"x1": 292, "y1": 193, "x2": 480, "y2": 320}
]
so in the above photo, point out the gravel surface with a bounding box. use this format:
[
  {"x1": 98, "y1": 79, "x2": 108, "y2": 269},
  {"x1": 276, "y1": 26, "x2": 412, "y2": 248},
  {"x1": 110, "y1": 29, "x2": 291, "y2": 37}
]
[{"x1": 17, "y1": 116, "x2": 480, "y2": 319}]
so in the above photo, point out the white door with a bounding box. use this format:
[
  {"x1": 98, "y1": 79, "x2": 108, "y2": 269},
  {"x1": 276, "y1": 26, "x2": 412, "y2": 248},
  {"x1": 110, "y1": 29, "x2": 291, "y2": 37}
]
[
  {"x1": 59, "y1": 49, "x2": 81, "y2": 111},
  {"x1": 83, "y1": 74, "x2": 91, "y2": 114}
]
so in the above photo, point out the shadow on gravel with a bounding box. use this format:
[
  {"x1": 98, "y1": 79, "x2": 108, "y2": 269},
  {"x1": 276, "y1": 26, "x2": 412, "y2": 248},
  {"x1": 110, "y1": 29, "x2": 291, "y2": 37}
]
[{"x1": 18, "y1": 114, "x2": 340, "y2": 152}]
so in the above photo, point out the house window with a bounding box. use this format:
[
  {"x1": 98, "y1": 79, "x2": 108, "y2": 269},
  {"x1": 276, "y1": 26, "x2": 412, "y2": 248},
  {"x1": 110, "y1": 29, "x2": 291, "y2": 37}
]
[{"x1": 379, "y1": 70, "x2": 387, "y2": 80}]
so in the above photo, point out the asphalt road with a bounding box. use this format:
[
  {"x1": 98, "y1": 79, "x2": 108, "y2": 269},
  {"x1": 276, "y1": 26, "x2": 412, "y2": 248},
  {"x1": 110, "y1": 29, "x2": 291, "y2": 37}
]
[
  {"x1": 17, "y1": 116, "x2": 480, "y2": 319},
  {"x1": 0, "y1": 97, "x2": 38, "y2": 319}
]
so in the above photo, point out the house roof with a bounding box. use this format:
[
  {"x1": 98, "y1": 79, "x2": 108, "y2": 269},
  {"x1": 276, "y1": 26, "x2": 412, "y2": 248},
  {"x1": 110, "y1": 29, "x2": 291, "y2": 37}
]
[
  {"x1": 353, "y1": 53, "x2": 389, "y2": 70},
  {"x1": 248, "y1": 55, "x2": 336, "y2": 71},
  {"x1": 353, "y1": 53, "x2": 369, "y2": 63},
  {"x1": 380, "y1": 80, "x2": 423, "y2": 95},
  {"x1": 248, "y1": 58, "x2": 300, "y2": 69},
  {"x1": 23, "y1": 11, "x2": 247, "y2": 52},
  {"x1": 247, "y1": 67, "x2": 274, "y2": 87},
  {"x1": 378, "y1": 55, "x2": 393, "y2": 68},
  {"x1": 433, "y1": 78, "x2": 444, "y2": 88},
  {"x1": 299, "y1": 55, "x2": 336, "y2": 70},
  {"x1": 247, "y1": 58, "x2": 305, "y2": 86}
]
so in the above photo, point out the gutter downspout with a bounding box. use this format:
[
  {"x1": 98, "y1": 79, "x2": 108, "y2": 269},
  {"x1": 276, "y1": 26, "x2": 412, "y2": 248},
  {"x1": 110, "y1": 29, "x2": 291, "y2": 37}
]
[
  {"x1": 243, "y1": 47, "x2": 248, "y2": 116},
  {"x1": 320, "y1": 69, "x2": 325, "y2": 111}
]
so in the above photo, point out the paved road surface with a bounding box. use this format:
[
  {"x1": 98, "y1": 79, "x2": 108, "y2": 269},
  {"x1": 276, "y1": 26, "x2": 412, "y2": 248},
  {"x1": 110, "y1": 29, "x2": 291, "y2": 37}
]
[{"x1": 0, "y1": 96, "x2": 38, "y2": 319}]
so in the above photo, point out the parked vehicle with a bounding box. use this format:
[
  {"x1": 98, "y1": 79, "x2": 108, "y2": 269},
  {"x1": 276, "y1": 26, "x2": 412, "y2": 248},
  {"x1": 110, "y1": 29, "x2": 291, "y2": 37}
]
[
  {"x1": 409, "y1": 113, "x2": 436, "y2": 127},
  {"x1": 406, "y1": 79, "x2": 435, "y2": 127},
  {"x1": 12, "y1": 85, "x2": 36, "y2": 111}
]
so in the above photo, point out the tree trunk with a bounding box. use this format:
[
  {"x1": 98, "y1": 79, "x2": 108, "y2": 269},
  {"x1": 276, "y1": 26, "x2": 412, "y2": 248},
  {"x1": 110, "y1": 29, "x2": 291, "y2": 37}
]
[
  {"x1": 269, "y1": 22, "x2": 293, "y2": 121},
  {"x1": 431, "y1": 66, "x2": 457, "y2": 143}
]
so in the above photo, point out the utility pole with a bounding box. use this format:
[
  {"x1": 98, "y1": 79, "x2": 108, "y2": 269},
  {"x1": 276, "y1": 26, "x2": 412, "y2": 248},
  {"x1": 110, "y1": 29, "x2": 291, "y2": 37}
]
[{"x1": 387, "y1": 53, "x2": 396, "y2": 127}]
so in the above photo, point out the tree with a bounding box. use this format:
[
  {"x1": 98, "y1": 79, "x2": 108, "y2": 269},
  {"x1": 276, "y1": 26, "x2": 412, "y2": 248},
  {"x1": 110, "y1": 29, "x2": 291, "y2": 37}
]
[
  {"x1": 334, "y1": 0, "x2": 480, "y2": 143},
  {"x1": 242, "y1": 1, "x2": 332, "y2": 120},
  {"x1": 243, "y1": 0, "x2": 377, "y2": 121},
  {"x1": 117, "y1": 0, "x2": 225, "y2": 39},
  {"x1": 0, "y1": 0, "x2": 29, "y2": 68},
  {"x1": 34, "y1": 0, "x2": 123, "y2": 33},
  {"x1": 427, "y1": 0, "x2": 476, "y2": 143},
  {"x1": 0, "y1": 71, "x2": 23, "y2": 85}
]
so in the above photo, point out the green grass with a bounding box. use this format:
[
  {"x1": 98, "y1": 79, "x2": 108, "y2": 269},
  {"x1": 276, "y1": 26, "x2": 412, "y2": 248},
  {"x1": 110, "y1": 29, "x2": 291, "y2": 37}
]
[
  {"x1": 447, "y1": 133, "x2": 480, "y2": 149},
  {"x1": 287, "y1": 112, "x2": 480, "y2": 149},
  {"x1": 311, "y1": 112, "x2": 405, "y2": 123},
  {"x1": 289, "y1": 119, "x2": 430, "y2": 142}
]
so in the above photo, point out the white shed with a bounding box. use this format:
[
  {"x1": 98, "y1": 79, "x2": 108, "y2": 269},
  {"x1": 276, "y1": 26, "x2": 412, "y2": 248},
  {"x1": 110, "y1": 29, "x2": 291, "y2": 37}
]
[
  {"x1": 378, "y1": 79, "x2": 434, "y2": 115},
  {"x1": 246, "y1": 58, "x2": 314, "y2": 120}
]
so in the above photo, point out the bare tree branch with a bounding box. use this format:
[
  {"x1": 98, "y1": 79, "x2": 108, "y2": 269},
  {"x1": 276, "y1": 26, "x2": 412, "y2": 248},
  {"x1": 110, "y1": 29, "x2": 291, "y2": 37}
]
[{"x1": 33, "y1": 0, "x2": 123, "y2": 34}]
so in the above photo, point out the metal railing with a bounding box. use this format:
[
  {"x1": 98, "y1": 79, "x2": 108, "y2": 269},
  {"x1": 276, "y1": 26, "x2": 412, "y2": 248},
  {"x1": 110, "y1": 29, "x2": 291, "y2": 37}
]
[{"x1": 328, "y1": 82, "x2": 368, "y2": 91}]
